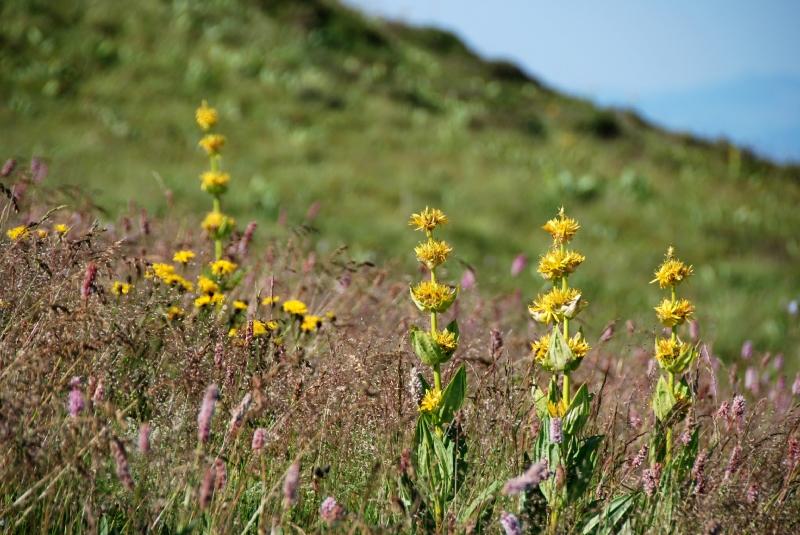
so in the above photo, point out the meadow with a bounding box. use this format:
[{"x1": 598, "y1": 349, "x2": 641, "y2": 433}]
[{"x1": 2, "y1": 1, "x2": 800, "y2": 533}]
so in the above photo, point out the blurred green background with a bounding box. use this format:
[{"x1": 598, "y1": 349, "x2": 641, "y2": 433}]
[{"x1": 2, "y1": 0, "x2": 799, "y2": 359}]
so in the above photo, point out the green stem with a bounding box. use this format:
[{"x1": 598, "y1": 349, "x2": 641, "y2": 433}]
[
  {"x1": 666, "y1": 371, "x2": 675, "y2": 462},
  {"x1": 562, "y1": 373, "x2": 570, "y2": 404},
  {"x1": 212, "y1": 196, "x2": 222, "y2": 260},
  {"x1": 433, "y1": 364, "x2": 442, "y2": 391}
]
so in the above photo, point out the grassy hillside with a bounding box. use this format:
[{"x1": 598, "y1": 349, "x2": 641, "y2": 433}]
[{"x1": 3, "y1": 0, "x2": 800, "y2": 357}]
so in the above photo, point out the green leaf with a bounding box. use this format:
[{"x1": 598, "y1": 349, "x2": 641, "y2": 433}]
[
  {"x1": 567, "y1": 435, "x2": 603, "y2": 502},
  {"x1": 565, "y1": 383, "x2": 591, "y2": 435},
  {"x1": 546, "y1": 325, "x2": 573, "y2": 372},
  {"x1": 458, "y1": 480, "x2": 501, "y2": 525},
  {"x1": 581, "y1": 492, "x2": 638, "y2": 535},
  {"x1": 410, "y1": 327, "x2": 449, "y2": 366},
  {"x1": 439, "y1": 364, "x2": 467, "y2": 424},
  {"x1": 651, "y1": 375, "x2": 676, "y2": 422}
]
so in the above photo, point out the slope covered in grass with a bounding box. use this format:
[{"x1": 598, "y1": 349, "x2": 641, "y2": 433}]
[{"x1": 2, "y1": 0, "x2": 800, "y2": 357}]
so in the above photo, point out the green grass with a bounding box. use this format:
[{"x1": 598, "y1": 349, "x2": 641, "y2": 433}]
[{"x1": 3, "y1": 0, "x2": 800, "y2": 358}]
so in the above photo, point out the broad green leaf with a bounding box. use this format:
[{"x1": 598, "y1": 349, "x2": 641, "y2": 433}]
[
  {"x1": 565, "y1": 383, "x2": 591, "y2": 435},
  {"x1": 458, "y1": 480, "x2": 501, "y2": 525},
  {"x1": 410, "y1": 327, "x2": 449, "y2": 366},
  {"x1": 651, "y1": 375, "x2": 676, "y2": 421},
  {"x1": 568, "y1": 435, "x2": 603, "y2": 502},
  {"x1": 581, "y1": 492, "x2": 638, "y2": 535},
  {"x1": 439, "y1": 364, "x2": 467, "y2": 424},
  {"x1": 546, "y1": 325, "x2": 573, "y2": 372}
]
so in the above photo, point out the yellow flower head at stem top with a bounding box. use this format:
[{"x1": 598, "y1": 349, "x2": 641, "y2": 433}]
[
  {"x1": 531, "y1": 331, "x2": 590, "y2": 363},
  {"x1": 262, "y1": 296, "x2": 281, "y2": 306},
  {"x1": 166, "y1": 306, "x2": 185, "y2": 321},
  {"x1": 301, "y1": 315, "x2": 322, "y2": 333},
  {"x1": 198, "y1": 134, "x2": 225, "y2": 155},
  {"x1": 542, "y1": 207, "x2": 580, "y2": 246},
  {"x1": 197, "y1": 275, "x2": 220, "y2": 295},
  {"x1": 282, "y1": 299, "x2": 308, "y2": 316},
  {"x1": 408, "y1": 207, "x2": 448, "y2": 233},
  {"x1": 173, "y1": 250, "x2": 195, "y2": 265},
  {"x1": 54, "y1": 224, "x2": 70, "y2": 235},
  {"x1": 200, "y1": 171, "x2": 230, "y2": 196},
  {"x1": 210, "y1": 259, "x2": 237, "y2": 277},
  {"x1": 419, "y1": 387, "x2": 442, "y2": 413},
  {"x1": 252, "y1": 319, "x2": 278, "y2": 337},
  {"x1": 414, "y1": 238, "x2": 453, "y2": 270},
  {"x1": 111, "y1": 281, "x2": 132, "y2": 296},
  {"x1": 528, "y1": 287, "x2": 585, "y2": 325},
  {"x1": 196, "y1": 100, "x2": 218, "y2": 131},
  {"x1": 194, "y1": 292, "x2": 225, "y2": 309},
  {"x1": 537, "y1": 249, "x2": 585, "y2": 280},
  {"x1": 654, "y1": 336, "x2": 694, "y2": 373},
  {"x1": 6, "y1": 226, "x2": 28, "y2": 241},
  {"x1": 655, "y1": 298, "x2": 695, "y2": 328},
  {"x1": 652, "y1": 246, "x2": 693, "y2": 289},
  {"x1": 410, "y1": 281, "x2": 457, "y2": 313}
]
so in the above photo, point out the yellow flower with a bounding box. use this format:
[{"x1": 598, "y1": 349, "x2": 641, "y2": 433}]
[
  {"x1": 166, "y1": 305, "x2": 185, "y2": 321},
  {"x1": 196, "y1": 100, "x2": 218, "y2": 131},
  {"x1": 528, "y1": 287, "x2": 585, "y2": 324},
  {"x1": 261, "y1": 296, "x2": 281, "y2": 306},
  {"x1": 283, "y1": 299, "x2": 308, "y2": 316},
  {"x1": 433, "y1": 329, "x2": 458, "y2": 353},
  {"x1": 252, "y1": 319, "x2": 270, "y2": 337},
  {"x1": 6, "y1": 226, "x2": 28, "y2": 241},
  {"x1": 655, "y1": 336, "x2": 691, "y2": 369},
  {"x1": 542, "y1": 207, "x2": 580, "y2": 246},
  {"x1": 169, "y1": 275, "x2": 194, "y2": 292},
  {"x1": 0, "y1": 299, "x2": 10, "y2": 309},
  {"x1": 655, "y1": 298, "x2": 695, "y2": 327},
  {"x1": 36, "y1": 229, "x2": 48, "y2": 239},
  {"x1": 414, "y1": 238, "x2": 453, "y2": 269},
  {"x1": 531, "y1": 331, "x2": 590, "y2": 363},
  {"x1": 198, "y1": 134, "x2": 225, "y2": 155},
  {"x1": 200, "y1": 171, "x2": 230, "y2": 195},
  {"x1": 195, "y1": 292, "x2": 225, "y2": 309},
  {"x1": 150, "y1": 263, "x2": 175, "y2": 280},
  {"x1": 266, "y1": 320, "x2": 279, "y2": 331},
  {"x1": 54, "y1": 224, "x2": 70, "y2": 235},
  {"x1": 197, "y1": 276, "x2": 220, "y2": 295},
  {"x1": 408, "y1": 207, "x2": 448, "y2": 233},
  {"x1": 201, "y1": 211, "x2": 235, "y2": 235},
  {"x1": 547, "y1": 399, "x2": 568, "y2": 418},
  {"x1": 410, "y1": 281, "x2": 457, "y2": 313},
  {"x1": 651, "y1": 247, "x2": 693, "y2": 289},
  {"x1": 173, "y1": 250, "x2": 196, "y2": 264},
  {"x1": 111, "y1": 281, "x2": 132, "y2": 296},
  {"x1": 301, "y1": 315, "x2": 322, "y2": 332},
  {"x1": 325, "y1": 311, "x2": 336, "y2": 322},
  {"x1": 228, "y1": 327, "x2": 239, "y2": 337},
  {"x1": 537, "y1": 249, "x2": 585, "y2": 280},
  {"x1": 210, "y1": 259, "x2": 237, "y2": 277},
  {"x1": 419, "y1": 387, "x2": 442, "y2": 413},
  {"x1": 233, "y1": 300, "x2": 248, "y2": 311}
]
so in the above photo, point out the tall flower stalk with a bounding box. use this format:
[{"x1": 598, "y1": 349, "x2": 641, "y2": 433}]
[
  {"x1": 196, "y1": 101, "x2": 235, "y2": 260},
  {"x1": 527, "y1": 208, "x2": 599, "y2": 534}
]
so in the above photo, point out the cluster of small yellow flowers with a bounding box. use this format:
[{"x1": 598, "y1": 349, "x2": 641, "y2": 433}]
[
  {"x1": 547, "y1": 399, "x2": 568, "y2": 418},
  {"x1": 651, "y1": 247, "x2": 693, "y2": 289},
  {"x1": 433, "y1": 329, "x2": 458, "y2": 353},
  {"x1": 528, "y1": 287, "x2": 584, "y2": 325},
  {"x1": 301, "y1": 315, "x2": 322, "y2": 333},
  {"x1": 195, "y1": 100, "x2": 234, "y2": 259},
  {"x1": 414, "y1": 238, "x2": 453, "y2": 270},
  {"x1": 194, "y1": 292, "x2": 225, "y2": 309},
  {"x1": 173, "y1": 250, "x2": 195, "y2": 265},
  {"x1": 651, "y1": 246, "x2": 697, "y2": 374},
  {"x1": 542, "y1": 207, "x2": 581, "y2": 246},
  {"x1": 197, "y1": 275, "x2": 220, "y2": 295},
  {"x1": 6, "y1": 226, "x2": 28, "y2": 241},
  {"x1": 537, "y1": 249, "x2": 585, "y2": 281},
  {"x1": 283, "y1": 299, "x2": 308, "y2": 316},
  {"x1": 111, "y1": 281, "x2": 133, "y2": 296},
  {"x1": 410, "y1": 280, "x2": 457, "y2": 313},
  {"x1": 210, "y1": 259, "x2": 237, "y2": 277},
  {"x1": 147, "y1": 263, "x2": 194, "y2": 292},
  {"x1": 408, "y1": 207, "x2": 448, "y2": 233},
  {"x1": 418, "y1": 387, "x2": 443, "y2": 414},
  {"x1": 654, "y1": 337, "x2": 691, "y2": 369},
  {"x1": 530, "y1": 331, "x2": 590, "y2": 363},
  {"x1": 253, "y1": 319, "x2": 279, "y2": 337},
  {"x1": 166, "y1": 305, "x2": 185, "y2": 322}
]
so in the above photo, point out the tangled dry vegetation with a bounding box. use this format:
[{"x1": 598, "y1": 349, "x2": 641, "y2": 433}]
[{"x1": 0, "y1": 154, "x2": 798, "y2": 533}]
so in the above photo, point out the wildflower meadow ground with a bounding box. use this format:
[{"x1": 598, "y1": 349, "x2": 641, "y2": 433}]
[{"x1": 0, "y1": 101, "x2": 799, "y2": 535}]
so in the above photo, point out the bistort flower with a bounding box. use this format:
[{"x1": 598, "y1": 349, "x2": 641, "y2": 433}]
[
  {"x1": 410, "y1": 281, "x2": 457, "y2": 313},
  {"x1": 414, "y1": 238, "x2": 453, "y2": 269},
  {"x1": 542, "y1": 207, "x2": 580, "y2": 246},
  {"x1": 408, "y1": 207, "x2": 448, "y2": 233},
  {"x1": 655, "y1": 298, "x2": 695, "y2": 327},
  {"x1": 652, "y1": 247, "x2": 693, "y2": 289}
]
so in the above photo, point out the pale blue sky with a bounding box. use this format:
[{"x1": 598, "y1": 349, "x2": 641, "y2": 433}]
[{"x1": 346, "y1": 0, "x2": 800, "y2": 162}]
